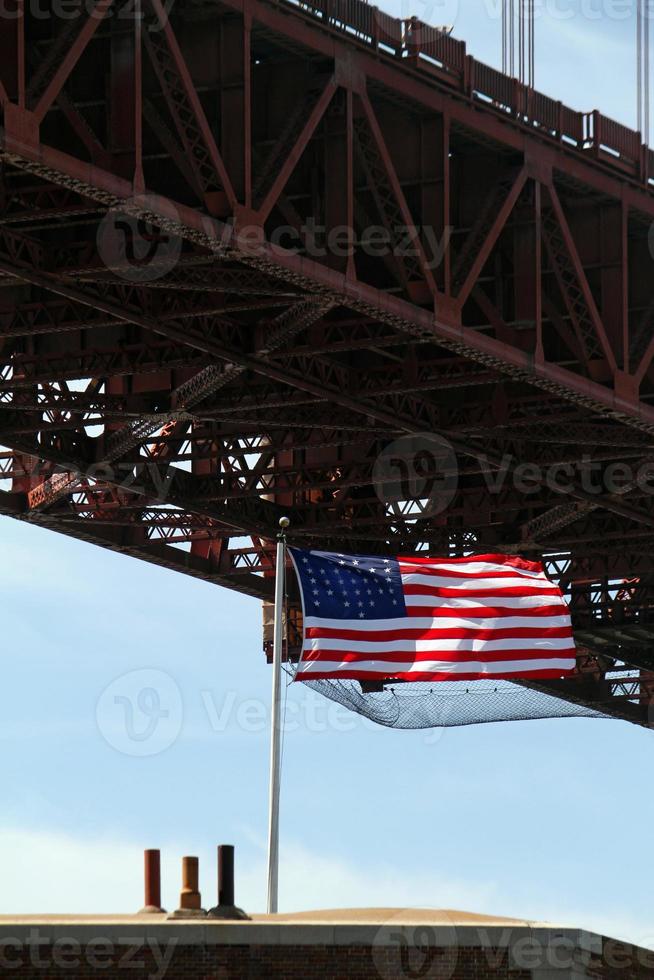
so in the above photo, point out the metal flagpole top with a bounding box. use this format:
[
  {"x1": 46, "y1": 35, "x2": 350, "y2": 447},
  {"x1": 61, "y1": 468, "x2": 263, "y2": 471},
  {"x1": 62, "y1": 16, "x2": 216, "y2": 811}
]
[{"x1": 278, "y1": 517, "x2": 290, "y2": 531}]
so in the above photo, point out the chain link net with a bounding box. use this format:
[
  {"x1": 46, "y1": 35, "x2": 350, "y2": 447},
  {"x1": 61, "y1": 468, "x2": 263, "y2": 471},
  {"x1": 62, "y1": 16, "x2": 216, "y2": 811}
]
[{"x1": 286, "y1": 668, "x2": 607, "y2": 727}]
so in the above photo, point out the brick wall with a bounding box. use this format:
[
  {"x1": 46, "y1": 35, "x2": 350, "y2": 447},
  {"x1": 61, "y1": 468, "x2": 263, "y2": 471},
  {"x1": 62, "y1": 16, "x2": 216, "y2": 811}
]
[
  {"x1": 0, "y1": 943, "x2": 532, "y2": 979},
  {"x1": 1, "y1": 924, "x2": 652, "y2": 978}
]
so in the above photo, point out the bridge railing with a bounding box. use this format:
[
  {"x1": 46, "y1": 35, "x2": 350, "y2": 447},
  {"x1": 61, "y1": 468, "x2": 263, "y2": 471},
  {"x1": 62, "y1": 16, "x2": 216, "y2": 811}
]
[
  {"x1": 373, "y1": 9, "x2": 402, "y2": 54},
  {"x1": 404, "y1": 21, "x2": 466, "y2": 79},
  {"x1": 527, "y1": 91, "x2": 562, "y2": 137},
  {"x1": 585, "y1": 110, "x2": 642, "y2": 166},
  {"x1": 470, "y1": 60, "x2": 514, "y2": 111},
  {"x1": 279, "y1": 0, "x2": 653, "y2": 190}
]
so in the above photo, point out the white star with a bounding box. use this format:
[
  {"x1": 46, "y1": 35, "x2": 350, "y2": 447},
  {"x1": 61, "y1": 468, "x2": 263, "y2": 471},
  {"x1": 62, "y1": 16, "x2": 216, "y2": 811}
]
[
  {"x1": 358, "y1": 600, "x2": 364, "y2": 607},
  {"x1": 358, "y1": 612, "x2": 365, "y2": 618},
  {"x1": 339, "y1": 560, "x2": 345, "y2": 565},
  {"x1": 369, "y1": 600, "x2": 375, "y2": 606},
  {"x1": 344, "y1": 601, "x2": 350, "y2": 607},
  {"x1": 384, "y1": 567, "x2": 391, "y2": 574},
  {"x1": 313, "y1": 589, "x2": 319, "y2": 596},
  {"x1": 302, "y1": 557, "x2": 309, "y2": 564},
  {"x1": 327, "y1": 589, "x2": 333, "y2": 596},
  {"x1": 355, "y1": 589, "x2": 361, "y2": 595},
  {"x1": 310, "y1": 578, "x2": 317, "y2": 585},
  {"x1": 392, "y1": 599, "x2": 397, "y2": 605},
  {"x1": 353, "y1": 560, "x2": 359, "y2": 566},
  {"x1": 315, "y1": 600, "x2": 320, "y2": 606},
  {"x1": 384, "y1": 558, "x2": 391, "y2": 564},
  {"x1": 370, "y1": 568, "x2": 376, "y2": 574}
]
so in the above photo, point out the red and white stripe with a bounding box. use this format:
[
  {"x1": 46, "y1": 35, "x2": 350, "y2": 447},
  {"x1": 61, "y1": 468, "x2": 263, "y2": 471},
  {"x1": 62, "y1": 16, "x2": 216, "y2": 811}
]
[{"x1": 295, "y1": 553, "x2": 576, "y2": 683}]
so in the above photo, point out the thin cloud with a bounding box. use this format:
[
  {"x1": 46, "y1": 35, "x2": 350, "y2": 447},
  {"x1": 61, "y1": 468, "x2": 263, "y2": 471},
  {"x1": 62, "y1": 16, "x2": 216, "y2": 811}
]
[{"x1": 0, "y1": 826, "x2": 650, "y2": 952}]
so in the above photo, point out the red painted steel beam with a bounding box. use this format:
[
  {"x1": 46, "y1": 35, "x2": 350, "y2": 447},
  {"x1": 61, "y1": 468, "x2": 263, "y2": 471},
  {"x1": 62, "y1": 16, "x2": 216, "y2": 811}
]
[
  {"x1": 2, "y1": 240, "x2": 654, "y2": 532},
  {"x1": 144, "y1": 0, "x2": 237, "y2": 210},
  {"x1": 4, "y1": 133, "x2": 651, "y2": 438},
  {"x1": 258, "y1": 76, "x2": 337, "y2": 222},
  {"x1": 0, "y1": 0, "x2": 24, "y2": 108},
  {"x1": 358, "y1": 92, "x2": 438, "y2": 300},
  {"x1": 546, "y1": 183, "x2": 617, "y2": 373},
  {"x1": 0, "y1": 489, "x2": 272, "y2": 599},
  {"x1": 32, "y1": 0, "x2": 115, "y2": 124},
  {"x1": 219, "y1": 0, "x2": 654, "y2": 209},
  {"x1": 456, "y1": 168, "x2": 528, "y2": 307}
]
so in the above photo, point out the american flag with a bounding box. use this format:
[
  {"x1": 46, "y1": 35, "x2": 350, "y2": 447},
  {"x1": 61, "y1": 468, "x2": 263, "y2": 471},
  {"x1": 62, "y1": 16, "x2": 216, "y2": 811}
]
[{"x1": 289, "y1": 548, "x2": 576, "y2": 683}]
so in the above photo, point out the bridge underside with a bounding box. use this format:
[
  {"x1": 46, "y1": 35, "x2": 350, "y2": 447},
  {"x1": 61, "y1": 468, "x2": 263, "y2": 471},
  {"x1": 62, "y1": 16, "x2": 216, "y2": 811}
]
[{"x1": 1, "y1": 0, "x2": 654, "y2": 726}]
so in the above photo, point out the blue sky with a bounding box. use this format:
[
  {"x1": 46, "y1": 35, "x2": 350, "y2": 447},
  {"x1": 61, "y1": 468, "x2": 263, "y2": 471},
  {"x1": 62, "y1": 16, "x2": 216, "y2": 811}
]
[
  {"x1": 0, "y1": 0, "x2": 652, "y2": 948},
  {"x1": 2, "y1": 514, "x2": 654, "y2": 942},
  {"x1": 439, "y1": 0, "x2": 646, "y2": 128}
]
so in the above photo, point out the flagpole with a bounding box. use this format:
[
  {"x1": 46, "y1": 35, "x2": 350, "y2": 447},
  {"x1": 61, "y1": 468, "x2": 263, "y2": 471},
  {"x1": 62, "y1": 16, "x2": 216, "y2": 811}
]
[{"x1": 267, "y1": 515, "x2": 289, "y2": 914}]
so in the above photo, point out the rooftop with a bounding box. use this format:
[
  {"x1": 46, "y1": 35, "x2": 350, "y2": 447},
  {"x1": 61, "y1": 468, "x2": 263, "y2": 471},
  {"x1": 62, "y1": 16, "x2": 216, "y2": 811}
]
[
  {"x1": 0, "y1": 908, "x2": 614, "y2": 948},
  {"x1": 0, "y1": 908, "x2": 536, "y2": 927}
]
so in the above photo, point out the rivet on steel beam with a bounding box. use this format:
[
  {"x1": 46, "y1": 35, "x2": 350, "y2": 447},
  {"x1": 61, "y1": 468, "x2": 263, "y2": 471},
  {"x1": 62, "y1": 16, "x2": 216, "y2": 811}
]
[
  {"x1": 140, "y1": 849, "x2": 166, "y2": 914},
  {"x1": 207, "y1": 845, "x2": 249, "y2": 920}
]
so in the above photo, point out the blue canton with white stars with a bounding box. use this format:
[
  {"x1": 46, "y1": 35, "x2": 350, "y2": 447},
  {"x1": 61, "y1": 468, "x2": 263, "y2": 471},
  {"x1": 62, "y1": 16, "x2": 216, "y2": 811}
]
[{"x1": 289, "y1": 548, "x2": 407, "y2": 620}]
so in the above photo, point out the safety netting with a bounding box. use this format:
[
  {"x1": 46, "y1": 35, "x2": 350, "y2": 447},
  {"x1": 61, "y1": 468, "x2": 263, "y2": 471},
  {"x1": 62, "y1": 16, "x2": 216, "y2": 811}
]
[{"x1": 285, "y1": 669, "x2": 608, "y2": 728}]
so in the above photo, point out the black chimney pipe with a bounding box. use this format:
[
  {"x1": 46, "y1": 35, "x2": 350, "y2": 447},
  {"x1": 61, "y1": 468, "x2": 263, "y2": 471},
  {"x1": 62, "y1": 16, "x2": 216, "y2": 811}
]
[
  {"x1": 207, "y1": 845, "x2": 249, "y2": 920},
  {"x1": 218, "y1": 845, "x2": 235, "y2": 907}
]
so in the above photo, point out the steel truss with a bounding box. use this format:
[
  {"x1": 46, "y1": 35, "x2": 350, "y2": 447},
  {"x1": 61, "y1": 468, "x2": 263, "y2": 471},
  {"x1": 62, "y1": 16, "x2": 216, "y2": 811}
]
[{"x1": 1, "y1": 0, "x2": 654, "y2": 725}]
